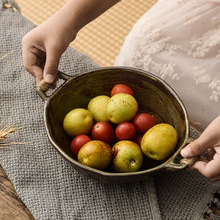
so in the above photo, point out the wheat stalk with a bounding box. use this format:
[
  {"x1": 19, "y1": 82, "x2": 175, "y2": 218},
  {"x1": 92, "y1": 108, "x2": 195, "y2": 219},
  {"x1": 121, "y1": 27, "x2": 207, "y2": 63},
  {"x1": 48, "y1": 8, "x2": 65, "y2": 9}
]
[{"x1": 0, "y1": 122, "x2": 23, "y2": 148}]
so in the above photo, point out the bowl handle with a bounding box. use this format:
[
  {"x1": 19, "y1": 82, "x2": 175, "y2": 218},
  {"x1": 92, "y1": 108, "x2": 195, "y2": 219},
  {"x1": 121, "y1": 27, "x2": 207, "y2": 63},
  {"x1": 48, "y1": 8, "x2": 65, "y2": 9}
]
[
  {"x1": 164, "y1": 138, "x2": 199, "y2": 170},
  {"x1": 37, "y1": 71, "x2": 72, "y2": 101},
  {"x1": 164, "y1": 156, "x2": 199, "y2": 171}
]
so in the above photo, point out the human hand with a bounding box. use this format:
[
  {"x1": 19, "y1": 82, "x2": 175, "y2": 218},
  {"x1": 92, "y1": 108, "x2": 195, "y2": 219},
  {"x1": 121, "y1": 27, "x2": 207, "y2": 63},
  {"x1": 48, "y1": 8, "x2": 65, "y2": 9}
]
[
  {"x1": 22, "y1": 0, "x2": 120, "y2": 85},
  {"x1": 22, "y1": 16, "x2": 75, "y2": 85},
  {"x1": 181, "y1": 116, "x2": 220, "y2": 181}
]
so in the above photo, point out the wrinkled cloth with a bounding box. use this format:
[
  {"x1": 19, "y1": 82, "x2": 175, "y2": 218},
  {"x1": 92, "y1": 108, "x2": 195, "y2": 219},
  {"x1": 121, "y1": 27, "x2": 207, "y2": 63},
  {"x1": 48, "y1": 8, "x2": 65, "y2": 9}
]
[
  {"x1": 116, "y1": 0, "x2": 220, "y2": 132},
  {"x1": 0, "y1": 1, "x2": 220, "y2": 220}
]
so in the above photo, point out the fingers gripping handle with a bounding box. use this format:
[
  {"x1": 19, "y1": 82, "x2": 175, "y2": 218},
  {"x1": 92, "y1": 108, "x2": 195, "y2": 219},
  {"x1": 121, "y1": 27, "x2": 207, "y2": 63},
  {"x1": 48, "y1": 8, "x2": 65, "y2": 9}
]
[
  {"x1": 165, "y1": 155, "x2": 199, "y2": 170},
  {"x1": 37, "y1": 79, "x2": 56, "y2": 92},
  {"x1": 37, "y1": 70, "x2": 72, "y2": 91},
  {"x1": 180, "y1": 137, "x2": 199, "y2": 167},
  {"x1": 37, "y1": 71, "x2": 72, "y2": 100},
  {"x1": 165, "y1": 138, "x2": 199, "y2": 170},
  {"x1": 180, "y1": 156, "x2": 199, "y2": 166}
]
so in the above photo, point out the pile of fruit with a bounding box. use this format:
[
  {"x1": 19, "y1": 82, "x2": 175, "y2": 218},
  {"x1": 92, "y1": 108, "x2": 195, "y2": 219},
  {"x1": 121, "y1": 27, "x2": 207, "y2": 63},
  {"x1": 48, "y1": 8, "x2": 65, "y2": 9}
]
[{"x1": 63, "y1": 84, "x2": 178, "y2": 173}]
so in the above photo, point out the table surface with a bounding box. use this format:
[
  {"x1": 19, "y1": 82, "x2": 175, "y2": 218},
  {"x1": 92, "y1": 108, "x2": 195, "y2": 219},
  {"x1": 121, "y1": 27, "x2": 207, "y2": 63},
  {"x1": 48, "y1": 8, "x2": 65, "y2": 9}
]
[
  {"x1": 0, "y1": 165, "x2": 34, "y2": 220},
  {"x1": 0, "y1": 164, "x2": 219, "y2": 220}
]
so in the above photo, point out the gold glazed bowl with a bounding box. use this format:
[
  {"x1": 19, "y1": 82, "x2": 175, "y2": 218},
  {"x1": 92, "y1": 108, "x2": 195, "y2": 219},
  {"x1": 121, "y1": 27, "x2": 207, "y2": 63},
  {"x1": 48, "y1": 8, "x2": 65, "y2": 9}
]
[{"x1": 38, "y1": 67, "x2": 190, "y2": 184}]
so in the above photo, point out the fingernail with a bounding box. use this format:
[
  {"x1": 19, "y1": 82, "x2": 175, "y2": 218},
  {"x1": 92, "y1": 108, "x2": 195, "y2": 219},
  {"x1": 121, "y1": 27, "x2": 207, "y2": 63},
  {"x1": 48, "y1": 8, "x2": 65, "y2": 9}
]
[
  {"x1": 45, "y1": 74, "x2": 55, "y2": 84},
  {"x1": 181, "y1": 147, "x2": 191, "y2": 158}
]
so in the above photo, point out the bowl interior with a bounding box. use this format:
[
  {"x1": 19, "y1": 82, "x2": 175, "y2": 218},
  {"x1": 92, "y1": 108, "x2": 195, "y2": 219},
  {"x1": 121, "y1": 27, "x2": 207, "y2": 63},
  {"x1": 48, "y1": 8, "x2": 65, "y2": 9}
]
[{"x1": 45, "y1": 67, "x2": 189, "y2": 173}]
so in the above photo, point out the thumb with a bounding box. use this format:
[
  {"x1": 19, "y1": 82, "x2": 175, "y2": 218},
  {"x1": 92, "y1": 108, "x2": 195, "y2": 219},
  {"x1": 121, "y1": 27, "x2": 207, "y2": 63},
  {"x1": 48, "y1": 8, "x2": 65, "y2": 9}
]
[
  {"x1": 43, "y1": 48, "x2": 61, "y2": 84},
  {"x1": 181, "y1": 116, "x2": 220, "y2": 158},
  {"x1": 181, "y1": 140, "x2": 203, "y2": 158}
]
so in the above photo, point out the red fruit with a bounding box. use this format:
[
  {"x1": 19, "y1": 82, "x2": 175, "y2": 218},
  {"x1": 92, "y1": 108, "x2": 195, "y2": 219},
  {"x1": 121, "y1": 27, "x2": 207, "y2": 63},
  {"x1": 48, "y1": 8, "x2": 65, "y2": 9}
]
[
  {"x1": 70, "y1": 135, "x2": 91, "y2": 157},
  {"x1": 115, "y1": 122, "x2": 136, "y2": 140},
  {"x1": 132, "y1": 133, "x2": 143, "y2": 145},
  {"x1": 132, "y1": 113, "x2": 156, "y2": 134},
  {"x1": 91, "y1": 121, "x2": 115, "y2": 144},
  {"x1": 111, "y1": 84, "x2": 134, "y2": 97}
]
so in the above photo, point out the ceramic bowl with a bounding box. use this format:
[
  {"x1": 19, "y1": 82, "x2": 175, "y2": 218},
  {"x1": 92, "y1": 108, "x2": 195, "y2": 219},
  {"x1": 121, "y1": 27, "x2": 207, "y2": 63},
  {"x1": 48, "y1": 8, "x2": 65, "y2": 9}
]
[{"x1": 37, "y1": 67, "x2": 190, "y2": 184}]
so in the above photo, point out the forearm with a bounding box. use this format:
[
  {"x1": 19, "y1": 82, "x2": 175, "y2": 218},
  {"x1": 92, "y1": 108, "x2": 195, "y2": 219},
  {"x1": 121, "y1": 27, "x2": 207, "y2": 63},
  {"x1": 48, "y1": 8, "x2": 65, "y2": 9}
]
[{"x1": 47, "y1": 0, "x2": 120, "y2": 41}]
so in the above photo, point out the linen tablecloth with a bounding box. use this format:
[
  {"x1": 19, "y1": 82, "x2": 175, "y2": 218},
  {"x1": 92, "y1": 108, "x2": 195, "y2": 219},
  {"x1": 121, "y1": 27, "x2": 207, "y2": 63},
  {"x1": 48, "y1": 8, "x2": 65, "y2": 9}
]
[{"x1": 0, "y1": 1, "x2": 220, "y2": 219}]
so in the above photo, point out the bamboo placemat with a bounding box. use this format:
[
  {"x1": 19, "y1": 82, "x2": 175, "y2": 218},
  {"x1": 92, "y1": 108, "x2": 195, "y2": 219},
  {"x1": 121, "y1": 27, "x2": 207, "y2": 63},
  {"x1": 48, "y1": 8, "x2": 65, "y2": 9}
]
[{"x1": 15, "y1": 0, "x2": 157, "y2": 66}]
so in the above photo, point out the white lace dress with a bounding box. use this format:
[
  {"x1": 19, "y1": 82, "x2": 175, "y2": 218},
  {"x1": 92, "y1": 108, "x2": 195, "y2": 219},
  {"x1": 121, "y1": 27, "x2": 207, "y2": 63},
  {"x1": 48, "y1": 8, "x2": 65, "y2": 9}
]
[{"x1": 115, "y1": 0, "x2": 220, "y2": 131}]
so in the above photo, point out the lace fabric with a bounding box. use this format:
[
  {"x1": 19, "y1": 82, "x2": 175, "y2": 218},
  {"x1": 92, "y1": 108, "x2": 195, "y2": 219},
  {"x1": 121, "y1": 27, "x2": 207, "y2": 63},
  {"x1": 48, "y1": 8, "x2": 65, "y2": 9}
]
[{"x1": 115, "y1": 0, "x2": 220, "y2": 131}]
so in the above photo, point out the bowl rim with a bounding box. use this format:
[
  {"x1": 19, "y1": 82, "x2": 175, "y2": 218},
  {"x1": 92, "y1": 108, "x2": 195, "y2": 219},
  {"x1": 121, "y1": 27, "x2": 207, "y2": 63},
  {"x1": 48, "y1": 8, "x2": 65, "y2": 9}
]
[{"x1": 43, "y1": 66, "x2": 190, "y2": 177}]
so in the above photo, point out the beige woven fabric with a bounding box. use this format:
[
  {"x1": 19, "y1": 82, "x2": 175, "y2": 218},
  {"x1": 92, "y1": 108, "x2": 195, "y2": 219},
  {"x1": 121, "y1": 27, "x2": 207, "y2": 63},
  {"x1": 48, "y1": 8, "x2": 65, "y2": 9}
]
[{"x1": 15, "y1": 0, "x2": 157, "y2": 66}]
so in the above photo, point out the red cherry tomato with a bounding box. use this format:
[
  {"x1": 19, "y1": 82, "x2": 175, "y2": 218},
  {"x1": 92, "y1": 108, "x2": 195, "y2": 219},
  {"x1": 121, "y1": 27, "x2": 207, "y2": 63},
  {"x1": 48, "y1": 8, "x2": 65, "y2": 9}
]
[
  {"x1": 111, "y1": 84, "x2": 134, "y2": 97},
  {"x1": 115, "y1": 122, "x2": 136, "y2": 140},
  {"x1": 91, "y1": 121, "x2": 115, "y2": 144},
  {"x1": 132, "y1": 113, "x2": 156, "y2": 134},
  {"x1": 70, "y1": 135, "x2": 91, "y2": 157}
]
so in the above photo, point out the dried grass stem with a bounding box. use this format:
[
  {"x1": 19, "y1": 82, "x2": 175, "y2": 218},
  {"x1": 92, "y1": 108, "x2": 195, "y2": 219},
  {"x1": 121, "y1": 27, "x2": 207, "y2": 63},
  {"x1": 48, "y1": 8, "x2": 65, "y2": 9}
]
[{"x1": 0, "y1": 122, "x2": 23, "y2": 147}]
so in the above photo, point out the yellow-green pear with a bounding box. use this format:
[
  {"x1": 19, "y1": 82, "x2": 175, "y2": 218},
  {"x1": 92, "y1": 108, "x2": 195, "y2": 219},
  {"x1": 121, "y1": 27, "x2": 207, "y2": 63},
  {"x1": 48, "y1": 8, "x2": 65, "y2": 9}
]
[
  {"x1": 106, "y1": 93, "x2": 138, "y2": 124},
  {"x1": 78, "y1": 140, "x2": 112, "y2": 170},
  {"x1": 63, "y1": 108, "x2": 93, "y2": 137},
  {"x1": 112, "y1": 140, "x2": 143, "y2": 173},
  {"x1": 141, "y1": 123, "x2": 178, "y2": 160},
  {"x1": 88, "y1": 95, "x2": 110, "y2": 122}
]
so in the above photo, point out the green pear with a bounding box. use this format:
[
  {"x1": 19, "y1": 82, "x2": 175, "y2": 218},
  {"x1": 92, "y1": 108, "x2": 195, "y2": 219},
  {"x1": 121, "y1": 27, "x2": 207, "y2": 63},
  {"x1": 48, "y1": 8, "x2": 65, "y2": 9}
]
[
  {"x1": 63, "y1": 108, "x2": 93, "y2": 137},
  {"x1": 112, "y1": 140, "x2": 143, "y2": 173},
  {"x1": 78, "y1": 140, "x2": 112, "y2": 170},
  {"x1": 88, "y1": 95, "x2": 110, "y2": 122},
  {"x1": 106, "y1": 93, "x2": 138, "y2": 124},
  {"x1": 141, "y1": 123, "x2": 178, "y2": 160}
]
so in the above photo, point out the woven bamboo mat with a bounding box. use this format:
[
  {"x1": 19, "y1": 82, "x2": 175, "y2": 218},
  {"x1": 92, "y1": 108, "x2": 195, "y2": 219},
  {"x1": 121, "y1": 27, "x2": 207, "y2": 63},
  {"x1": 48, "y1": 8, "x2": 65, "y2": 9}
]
[{"x1": 15, "y1": 0, "x2": 157, "y2": 66}]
